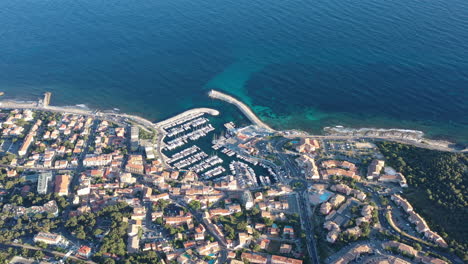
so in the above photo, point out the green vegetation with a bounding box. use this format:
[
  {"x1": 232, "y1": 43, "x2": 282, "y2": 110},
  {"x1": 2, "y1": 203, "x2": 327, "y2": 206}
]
[
  {"x1": 152, "y1": 199, "x2": 170, "y2": 211},
  {"x1": 91, "y1": 203, "x2": 132, "y2": 259},
  {"x1": 34, "y1": 111, "x2": 62, "y2": 122},
  {"x1": 0, "y1": 153, "x2": 16, "y2": 164},
  {"x1": 377, "y1": 142, "x2": 467, "y2": 260},
  {"x1": 384, "y1": 246, "x2": 415, "y2": 260},
  {"x1": 139, "y1": 129, "x2": 156, "y2": 140},
  {"x1": 188, "y1": 200, "x2": 201, "y2": 211},
  {"x1": 65, "y1": 212, "x2": 97, "y2": 240}
]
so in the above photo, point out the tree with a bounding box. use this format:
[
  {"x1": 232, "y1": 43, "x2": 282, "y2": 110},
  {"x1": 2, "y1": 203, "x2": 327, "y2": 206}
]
[
  {"x1": 251, "y1": 207, "x2": 260, "y2": 216},
  {"x1": 36, "y1": 241, "x2": 47, "y2": 249},
  {"x1": 34, "y1": 250, "x2": 44, "y2": 260},
  {"x1": 252, "y1": 230, "x2": 260, "y2": 240},
  {"x1": 413, "y1": 243, "x2": 422, "y2": 251},
  {"x1": 103, "y1": 259, "x2": 116, "y2": 264},
  {"x1": 93, "y1": 228, "x2": 104, "y2": 237},
  {"x1": 252, "y1": 244, "x2": 261, "y2": 252},
  {"x1": 225, "y1": 225, "x2": 236, "y2": 240},
  {"x1": 154, "y1": 217, "x2": 163, "y2": 225},
  {"x1": 10, "y1": 195, "x2": 23, "y2": 205},
  {"x1": 237, "y1": 221, "x2": 248, "y2": 231},
  {"x1": 263, "y1": 217, "x2": 274, "y2": 226},
  {"x1": 75, "y1": 226, "x2": 86, "y2": 240},
  {"x1": 188, "y1": 200, "x2": 201, "y2": 211},
  {"x1": 20, "y1": 248, "x2": 29, "y2": 257}
]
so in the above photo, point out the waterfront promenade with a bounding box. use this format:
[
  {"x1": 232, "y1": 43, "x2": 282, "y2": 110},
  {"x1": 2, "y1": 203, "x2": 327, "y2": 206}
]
[
  {"x1": 208, "y1": 90, "x2": 275, "y2": 132},
  {"x1": 0, "y1": 100, "x2": 156, "y2": 129}
]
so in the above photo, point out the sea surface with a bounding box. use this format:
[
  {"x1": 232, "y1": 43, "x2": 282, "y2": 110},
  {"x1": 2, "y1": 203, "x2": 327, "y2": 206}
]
[{"x1": 1, "y1": 0, "x2": 467, "y2": 142}]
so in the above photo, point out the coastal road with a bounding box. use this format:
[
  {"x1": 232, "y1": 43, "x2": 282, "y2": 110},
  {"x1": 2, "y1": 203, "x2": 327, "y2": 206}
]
[
  {"x1": 296, "y1": 191, "x2": 320, "y2": 264},
  {"x1": 2, "y1": 99, "x2": 464, "y2": 154},
  {"x1": 282, "y1": 134, "x2": 466, "y2": 153}
]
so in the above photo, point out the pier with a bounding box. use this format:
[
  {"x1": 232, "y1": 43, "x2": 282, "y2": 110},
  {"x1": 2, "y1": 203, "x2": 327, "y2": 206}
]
[
  {"x1": 43, "y1": 92, "x2": 52, "y2": 107},
  {"x1": 208, "y1": 90, "x2": 275, "y2": 132}
]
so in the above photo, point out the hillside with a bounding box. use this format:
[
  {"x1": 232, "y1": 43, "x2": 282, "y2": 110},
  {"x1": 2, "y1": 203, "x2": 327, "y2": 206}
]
[{"x1": 377, "y1": 142, "x2": 468, "y2": 260}]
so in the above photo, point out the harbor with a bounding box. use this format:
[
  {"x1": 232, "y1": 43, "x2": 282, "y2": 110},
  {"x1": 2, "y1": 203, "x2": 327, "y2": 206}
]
[{"x1": 161, "y1": 112, "x2": 278, "y2": 186}]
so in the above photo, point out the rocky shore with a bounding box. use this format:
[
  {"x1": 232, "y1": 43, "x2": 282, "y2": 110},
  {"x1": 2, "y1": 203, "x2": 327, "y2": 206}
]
[{"x1": 324, "y1": 126, "x2": 424, "y2": 141}]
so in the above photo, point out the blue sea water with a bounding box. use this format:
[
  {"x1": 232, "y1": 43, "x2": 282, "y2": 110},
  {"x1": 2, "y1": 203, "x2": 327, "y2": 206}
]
[{"x1": 0, "y1": 0, "x2": 467, "y2": 142}]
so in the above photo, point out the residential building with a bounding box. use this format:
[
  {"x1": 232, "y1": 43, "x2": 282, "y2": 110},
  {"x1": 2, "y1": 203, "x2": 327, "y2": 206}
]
[
  {"x1": 271, "y1": 255, "x2": 303, "y2": 264},
  {"x1": 37, "y1": 172, "x2": 53, "y2": 195},
  {"x1": 296, "y1": 155, "x2": 319, "y2": 179},
  {"x1": 54, "y1": 174, "x2": 70, "y2": 196},
  {"x1": 379, "y1": 173, "x2": 408, "y2": 187},
  {"x1": 130, "y1": 126, "x2": 139, "y2": 151},
  {"x1": 77, "y1": 246, "x2": 92, "y2": 258},
  {"x1": 241, "y1": 252, "x2": 267, "y2": 264},
  {"x1": 279, "y1": 243, "x2": 292, "y2": 254},
  {"x1": 295, "y1": 138, "x2": 320, "y2": 153},
  {"x1": 18, "y1": 134, "x2": 34, "y2": 156},
  {"x1": 34, "y1": 232, "x2": 66, "y2": 246},
  {"x1": 367, "y1": 160, "x2": 384, "y2": 180}
]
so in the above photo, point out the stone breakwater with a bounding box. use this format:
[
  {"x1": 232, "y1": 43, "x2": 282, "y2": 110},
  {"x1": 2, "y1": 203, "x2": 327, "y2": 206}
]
[{"x1": 208, "y1": 89, "x2": 275, "y2": 132}]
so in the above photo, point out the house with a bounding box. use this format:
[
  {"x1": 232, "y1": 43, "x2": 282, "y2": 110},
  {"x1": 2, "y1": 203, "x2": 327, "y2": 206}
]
[
  {"x1": 259, "y1": 239, "x2": 270, "y2": 249},
  {"x1": 241, "y1": 252, "x2": 267, "y2": 264},
  {"x1": 295, "y1": 138, "x2": 320, "y2": 153},
  {"x1": 382, "y1": 241, "x2": 418, "y2": 257},
  {"x1": 327, "y1": 229, "x2": 340, "y2": 243},
  {"x1": 197, "y1": 242, "x2": 220, "y2": 256},
  {"x1": 391, "y1": 194, "x2": 413, "y2": 212},
  {"x1": 331, "y1": 184, "x2": 353, "y2": 195},
  {"x1": 344, "y1": 226, "x2": 362, "y2": 237},
  {"x1": 379, "y1": 173, "x2": 408, "y2": 187},
  {"x1": 164, "y1": 215, "x2": 192, "y2": 226},
  {"x1": 120, "y1": 172, "x2": 136, "y2": 185},
  {"x1": 332, "y1": 244, "x2": 372, "y2": 264},
  {"x1": 295, "y1": 155, "x2": 320, "y2": 179},
  {"x1": 238, "y1": 232, "x2": 250, "y2": 245},
  {"x1": 283, "y1": 226, "x2": 295, "y2": 238},
  {"x1": 271, "y1": 255, "x2": 303, "y2": 264},
  {"x1": 329, "y1": 194, "x2": 346, "y2": 208},
  {"x1": 77, "y1": 246, "x2": 92, "y2": 258},
  {"x1": 210, "y1": 208, "x2": 232, "y2": 217},
  {"x1": 320, "y1": 202, "x2": 333, "y2": 215},
  {"x1": 279, "y1": 243, "x2": 292, "y2": 254}
]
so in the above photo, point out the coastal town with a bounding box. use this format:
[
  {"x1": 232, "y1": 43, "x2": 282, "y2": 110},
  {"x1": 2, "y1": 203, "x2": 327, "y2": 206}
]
[{"x1": 0, "y1": 91, "x2": 465, "y2": 264}]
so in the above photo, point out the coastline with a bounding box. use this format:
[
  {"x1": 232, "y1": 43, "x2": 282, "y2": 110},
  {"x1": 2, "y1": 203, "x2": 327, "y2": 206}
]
[{"x1": 0, "y1": 94, "x2": 466, "y2": 153}]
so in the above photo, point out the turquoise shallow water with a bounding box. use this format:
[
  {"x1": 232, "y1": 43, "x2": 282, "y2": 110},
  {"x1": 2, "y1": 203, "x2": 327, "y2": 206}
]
[{"x1": 0, "y1": 0, "x2": 467, "y2": 142}]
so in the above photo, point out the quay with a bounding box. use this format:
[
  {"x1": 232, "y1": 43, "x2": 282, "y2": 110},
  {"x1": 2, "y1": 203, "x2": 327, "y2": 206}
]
[
  {"x1": 155, "y1": 108, "x2": 219, "y2": 129},
  {"x1": 208, "y1": 90, "x2": 275, "y2": 132}
]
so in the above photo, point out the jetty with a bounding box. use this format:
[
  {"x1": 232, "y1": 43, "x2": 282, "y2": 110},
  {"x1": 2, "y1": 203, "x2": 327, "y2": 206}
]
[{"x1": 208, "y1": 90, "x2": 275, "y2": 132}]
